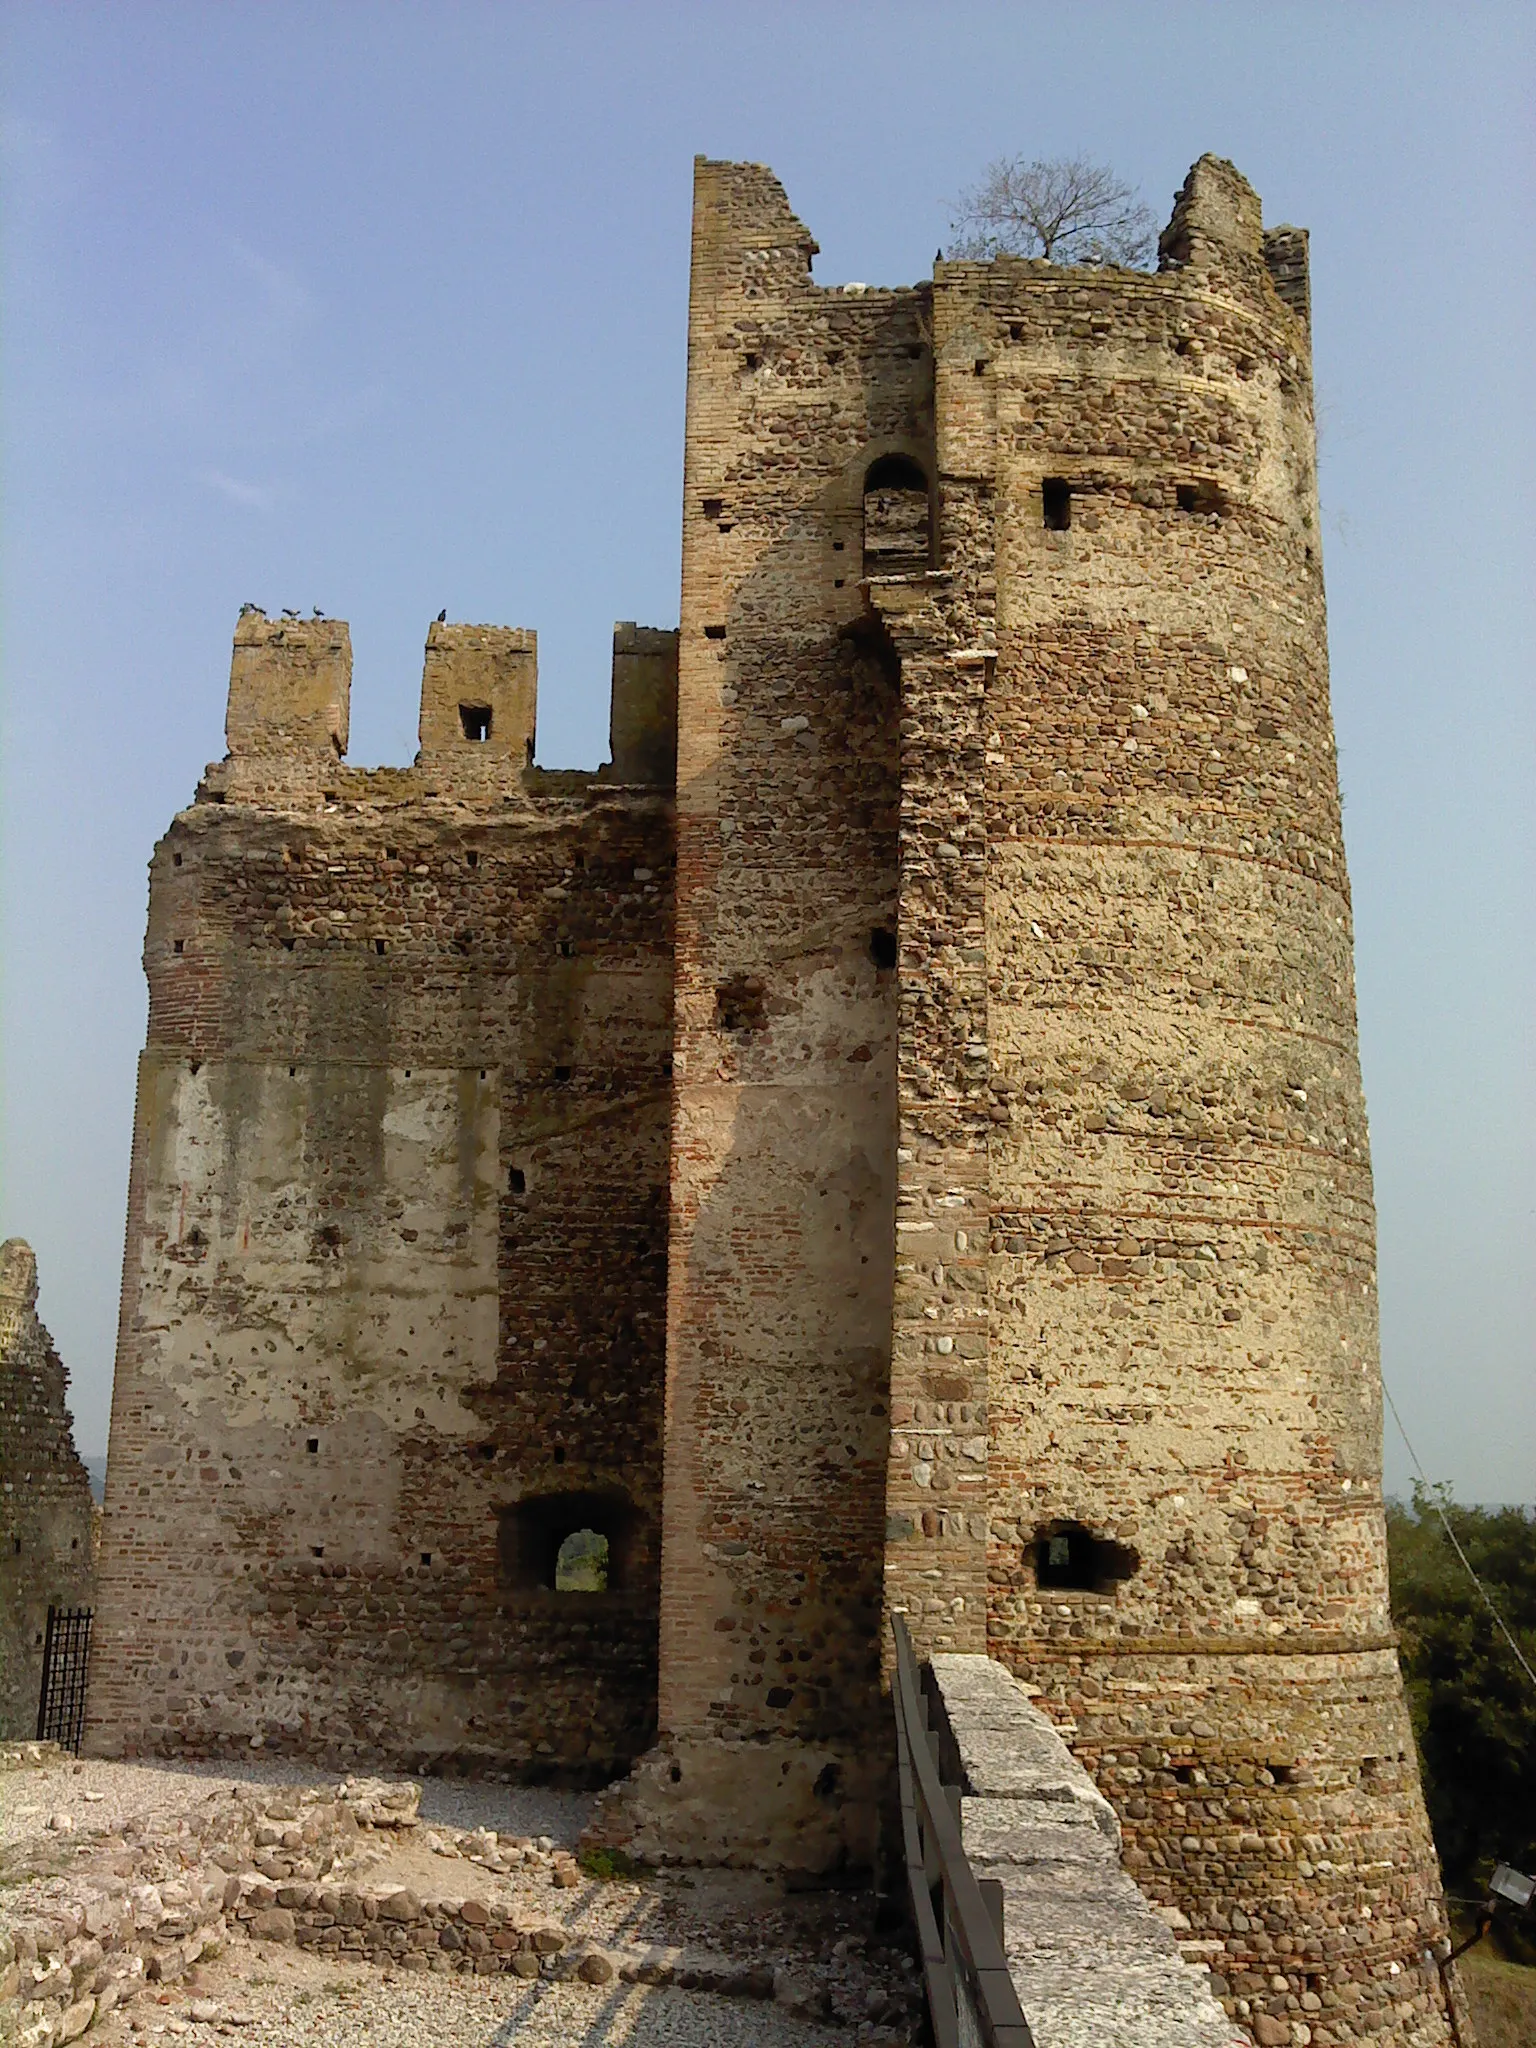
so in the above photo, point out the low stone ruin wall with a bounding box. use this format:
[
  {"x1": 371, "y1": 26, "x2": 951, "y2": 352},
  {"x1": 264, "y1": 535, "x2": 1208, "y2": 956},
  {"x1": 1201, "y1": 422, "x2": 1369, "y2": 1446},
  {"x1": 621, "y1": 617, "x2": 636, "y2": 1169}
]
[
  {"x1": 0, "y1": 1776, "x2": 605, "y2": 2047},
  {"x1": 1, "y1": 1760, "x2": 917, "y2": 2044}
]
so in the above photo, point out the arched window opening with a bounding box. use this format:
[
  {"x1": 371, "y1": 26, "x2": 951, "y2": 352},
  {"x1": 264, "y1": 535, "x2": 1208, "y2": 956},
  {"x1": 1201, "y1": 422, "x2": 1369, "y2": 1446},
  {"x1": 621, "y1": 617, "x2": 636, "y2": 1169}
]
[
  {"x1": 555, "y1": 1528, "x2": 609, "y2": 1592},
  {"x1": 862, "y1": 454, "x2": 931, "y2": 577},
  {"x1": 1035, "y1": 1521, "x2": 1139, "y2": 1594},
  {"x1": 498, "y1": 1491, "x2": 635, "y2": 1595}
]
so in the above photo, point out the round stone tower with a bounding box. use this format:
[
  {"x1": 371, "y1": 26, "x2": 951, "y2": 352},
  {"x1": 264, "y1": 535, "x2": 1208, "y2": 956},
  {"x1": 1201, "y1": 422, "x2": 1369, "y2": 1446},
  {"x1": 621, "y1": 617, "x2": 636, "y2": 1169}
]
[
  {"x1": 602, "y1": 150, "x2": 1457, "y2": 2044},
  {"x1": 878, "y1": 156, "x2": 1453, "y2": 2046}
]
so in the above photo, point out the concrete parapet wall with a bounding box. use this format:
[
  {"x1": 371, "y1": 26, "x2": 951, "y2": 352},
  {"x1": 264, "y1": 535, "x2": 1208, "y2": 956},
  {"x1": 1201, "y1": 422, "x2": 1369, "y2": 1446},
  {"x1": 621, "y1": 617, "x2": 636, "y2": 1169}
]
[{"x1": 929, "y1": 1653, "x2": 1242, "y2": 2047}]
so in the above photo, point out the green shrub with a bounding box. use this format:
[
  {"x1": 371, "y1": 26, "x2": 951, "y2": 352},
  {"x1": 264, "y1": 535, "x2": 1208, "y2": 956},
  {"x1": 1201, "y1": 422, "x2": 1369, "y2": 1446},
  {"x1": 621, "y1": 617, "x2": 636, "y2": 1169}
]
[
  {"x1": 1387, "y1": 1485, "x2": 1536, "y2": 1928},
  {"x1": 577, "y1": 1844, "x2": 647, "y2": 1882}
]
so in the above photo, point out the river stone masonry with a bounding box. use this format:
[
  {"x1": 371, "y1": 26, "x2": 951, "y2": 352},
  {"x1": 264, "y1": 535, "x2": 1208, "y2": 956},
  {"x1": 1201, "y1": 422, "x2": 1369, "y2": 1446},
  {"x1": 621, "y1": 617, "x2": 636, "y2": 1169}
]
[
  {"x1": 928, "y1": 1652, "x2": 1244, "y2": 2046},
  {"x1": 88, "y1": 153, "x2": 1456, "y2": 2047}
]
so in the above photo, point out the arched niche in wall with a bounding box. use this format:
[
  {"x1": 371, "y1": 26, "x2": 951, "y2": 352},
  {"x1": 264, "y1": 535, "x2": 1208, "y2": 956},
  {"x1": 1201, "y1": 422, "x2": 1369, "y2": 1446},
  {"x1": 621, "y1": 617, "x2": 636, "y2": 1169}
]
[{"x1": 862, "y1": 453, "x2": 932, "y2": 577}]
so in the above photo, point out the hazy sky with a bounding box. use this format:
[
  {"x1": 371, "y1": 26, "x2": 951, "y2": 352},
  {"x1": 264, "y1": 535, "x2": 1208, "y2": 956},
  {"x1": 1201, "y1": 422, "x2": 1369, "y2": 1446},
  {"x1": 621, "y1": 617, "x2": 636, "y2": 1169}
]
[{"x1": 2, "y1": 2, "x2": 1530, "y2": 1501}]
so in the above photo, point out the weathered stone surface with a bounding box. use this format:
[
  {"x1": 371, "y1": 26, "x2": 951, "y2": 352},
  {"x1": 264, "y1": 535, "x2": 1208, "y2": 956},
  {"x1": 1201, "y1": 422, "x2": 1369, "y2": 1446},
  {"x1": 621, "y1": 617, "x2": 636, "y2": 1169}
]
[
  {"x1": 0, "y1": 1241, "x2": 96, "y2": 1738},
  {"x1": 55, "y1": 1996, "x2": 96, "y2": 2043},
  {"x1": 83, "y1": 148, "x2": 1455, "y2": 2047},
  {"x1": 932, "y1": 1654, "x2": 1241, "y2": 2047},
  {"x1": 86, "y1": 623, "x2": 676, "y2": 1784},
  {"x1": 248, "y1": 1909, "x2": 295, "y2": 1941},
  {"x1": 929, "y1": 1654, "x2": 1119, "y2": 1837}
]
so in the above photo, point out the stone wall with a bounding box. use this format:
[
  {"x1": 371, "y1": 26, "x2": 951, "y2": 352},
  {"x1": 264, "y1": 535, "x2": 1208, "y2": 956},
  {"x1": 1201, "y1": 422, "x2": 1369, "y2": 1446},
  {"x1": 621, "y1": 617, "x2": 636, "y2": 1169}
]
[
  {"x1": 86, "y1": 622, "x2": 676, "y2": 1782},
  {"x1": 927, "y1": 1651, "x2": 1243, "y2": 2047},
  {"x1": 647, "y1": 159, "x2": 923, "y2": 1866},
  {"x1": 0, "y1": 1774, "x2": 594, "y2": 2046},
  {"x1": 86, "y1": 150, "x2": 1459, "y2": 2048},
  {"x1": 944, "y1": 159, "x2": 1453, "y2": 2048},
  {"x1": 611, "y1": 155, "x2": 1458, "y2": 2045},
  {"x1": 0, "y1": 1243, "x2": 96, "y2": 1738}
]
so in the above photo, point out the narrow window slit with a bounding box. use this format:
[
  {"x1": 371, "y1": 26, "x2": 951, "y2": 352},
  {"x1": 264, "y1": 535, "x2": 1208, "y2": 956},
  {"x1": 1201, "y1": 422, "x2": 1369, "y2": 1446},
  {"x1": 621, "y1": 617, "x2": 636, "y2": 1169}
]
[{"x1": 1043, "y1": 478, "x2": 1071, "y2": 531}]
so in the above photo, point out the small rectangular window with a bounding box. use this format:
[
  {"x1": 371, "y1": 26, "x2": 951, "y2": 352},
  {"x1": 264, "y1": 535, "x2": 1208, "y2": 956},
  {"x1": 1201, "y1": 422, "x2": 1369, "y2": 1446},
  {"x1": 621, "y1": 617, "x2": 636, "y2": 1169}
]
[
  {"x1": 1177, "y1": 480, "x2": 1226, "y2": 517},
  {"x1": 459, "y1": 704, "x2": 492, "y2": 742},
  {"x1": 1043, "y1": 478, "x2": 1071, "y2": 531}
]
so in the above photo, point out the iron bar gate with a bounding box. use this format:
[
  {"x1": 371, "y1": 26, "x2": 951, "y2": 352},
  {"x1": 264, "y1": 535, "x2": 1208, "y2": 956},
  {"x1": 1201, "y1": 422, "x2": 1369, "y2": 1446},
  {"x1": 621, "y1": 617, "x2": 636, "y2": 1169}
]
[{"x1": 36, "y1": 1604, "x2": 93, "y2": 1754}]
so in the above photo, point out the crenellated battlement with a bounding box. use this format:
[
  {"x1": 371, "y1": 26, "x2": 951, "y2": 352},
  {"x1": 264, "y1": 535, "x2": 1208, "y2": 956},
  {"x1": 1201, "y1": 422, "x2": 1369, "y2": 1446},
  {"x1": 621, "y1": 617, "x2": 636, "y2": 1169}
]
[
  {"x1": 418, "y1": 620, "x2": 538, "y2": 769},
  {"x1": 213, "y1": 613, "x2": 677, "y2": 803},
  {"x1": 226, "y1": 610, "x2": 351, "y2": 759}
]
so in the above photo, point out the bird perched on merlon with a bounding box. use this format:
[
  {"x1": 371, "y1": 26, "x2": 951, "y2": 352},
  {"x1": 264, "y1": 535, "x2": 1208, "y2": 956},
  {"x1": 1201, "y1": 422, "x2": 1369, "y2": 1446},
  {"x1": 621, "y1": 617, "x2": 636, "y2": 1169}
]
[
  {"x1": 282, "y1": 609, "x2": 299, "y2": 619},
  {"x1": 312, "y1": 606, "x2": 324, "y2": 618},
  {"x1": 437, "y1": 608, "x2": 447, "y2": 623}
]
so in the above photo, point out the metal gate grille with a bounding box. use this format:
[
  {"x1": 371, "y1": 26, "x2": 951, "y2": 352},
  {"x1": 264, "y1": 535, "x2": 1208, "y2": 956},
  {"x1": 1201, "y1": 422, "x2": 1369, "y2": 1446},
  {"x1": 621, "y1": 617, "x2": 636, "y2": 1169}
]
[{"x1": 36, "y1": 1605, "x2": 93, "y2": 1754}]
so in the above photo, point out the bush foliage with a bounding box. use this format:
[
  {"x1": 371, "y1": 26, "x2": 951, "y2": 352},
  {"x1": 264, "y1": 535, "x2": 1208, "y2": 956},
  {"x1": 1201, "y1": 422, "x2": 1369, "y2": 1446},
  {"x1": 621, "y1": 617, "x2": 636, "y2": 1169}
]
[{"x1": 1386, "y1": 1487, "x2": 1536, "y2": 1907}]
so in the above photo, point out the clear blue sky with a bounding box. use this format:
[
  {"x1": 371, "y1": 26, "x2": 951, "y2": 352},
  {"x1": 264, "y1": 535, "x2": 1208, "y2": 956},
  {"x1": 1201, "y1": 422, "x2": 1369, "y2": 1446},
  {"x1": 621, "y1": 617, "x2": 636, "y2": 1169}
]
[{"x1": 2, "y1": 2, "x2": 1531, "y2": 1501}]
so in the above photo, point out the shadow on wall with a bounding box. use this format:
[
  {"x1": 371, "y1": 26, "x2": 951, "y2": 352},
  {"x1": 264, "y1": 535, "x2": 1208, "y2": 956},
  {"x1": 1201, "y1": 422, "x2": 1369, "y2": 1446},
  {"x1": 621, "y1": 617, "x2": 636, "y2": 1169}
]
[{"x1": 655, "y1": 490, "x2": 905, "y2": 1867}]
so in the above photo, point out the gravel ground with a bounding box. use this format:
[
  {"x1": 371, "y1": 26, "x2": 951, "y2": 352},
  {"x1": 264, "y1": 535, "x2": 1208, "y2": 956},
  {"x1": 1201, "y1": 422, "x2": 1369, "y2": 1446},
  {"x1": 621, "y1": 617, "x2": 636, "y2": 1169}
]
[
  {"x1": 0, "y1": 1755, "x2": 593, "y2": 1857},
  {"x1": 2, "y1": 1757, "x2": 917, "y2": 2043},
  {"x1": 92, "y1": 1942, "x2": 847, "y2": 2046}
]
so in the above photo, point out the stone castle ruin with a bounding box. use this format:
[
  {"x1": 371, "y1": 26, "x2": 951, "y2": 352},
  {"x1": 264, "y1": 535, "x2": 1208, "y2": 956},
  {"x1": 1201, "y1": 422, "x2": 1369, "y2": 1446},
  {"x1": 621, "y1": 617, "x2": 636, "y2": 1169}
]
[
  {"x1": 87, "y1": 155, "x2": 1458, "y2": 2043},
  {"x1": 1, "y1": 1240, "x2": 96, "y2": 1735}
]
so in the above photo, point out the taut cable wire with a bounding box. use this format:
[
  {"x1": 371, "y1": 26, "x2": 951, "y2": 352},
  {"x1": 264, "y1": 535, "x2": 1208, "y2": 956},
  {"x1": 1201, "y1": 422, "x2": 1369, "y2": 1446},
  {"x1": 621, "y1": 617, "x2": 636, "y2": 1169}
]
[{"x1": 1383, "y1": 1378, "x2": 1536, "y2": 1696}]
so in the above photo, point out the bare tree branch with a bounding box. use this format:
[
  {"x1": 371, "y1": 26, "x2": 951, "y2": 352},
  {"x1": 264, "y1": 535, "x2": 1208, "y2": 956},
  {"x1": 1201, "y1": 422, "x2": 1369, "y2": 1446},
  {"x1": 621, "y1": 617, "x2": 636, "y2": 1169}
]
[{"x1": 946, "y1": 155, "x2": 1156, "y2": 268}]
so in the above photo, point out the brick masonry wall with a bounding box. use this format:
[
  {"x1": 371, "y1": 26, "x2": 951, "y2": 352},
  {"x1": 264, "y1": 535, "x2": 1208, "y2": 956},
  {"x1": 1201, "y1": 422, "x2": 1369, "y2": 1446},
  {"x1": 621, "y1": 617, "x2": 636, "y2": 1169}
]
[
  {"x1": 0, "y1": 1242, "x2": 97, "y2": 1737},
  {"x1": 624, "y1": 155, "x2": 1455, "y2": 2044},
  {"x1": 643, "y1": 159, "x2": 932, "y2": 1867},
  {"x1": 87, "y1": 628, "x2": 675, "y2": 1783}
]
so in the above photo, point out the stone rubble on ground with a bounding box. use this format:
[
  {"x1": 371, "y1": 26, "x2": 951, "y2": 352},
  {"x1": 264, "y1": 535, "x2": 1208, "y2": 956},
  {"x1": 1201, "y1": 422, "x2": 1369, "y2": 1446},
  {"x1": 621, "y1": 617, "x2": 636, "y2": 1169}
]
[{"x1": 0, "y1": 1762, "x2": 919, "y2": 2046}]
